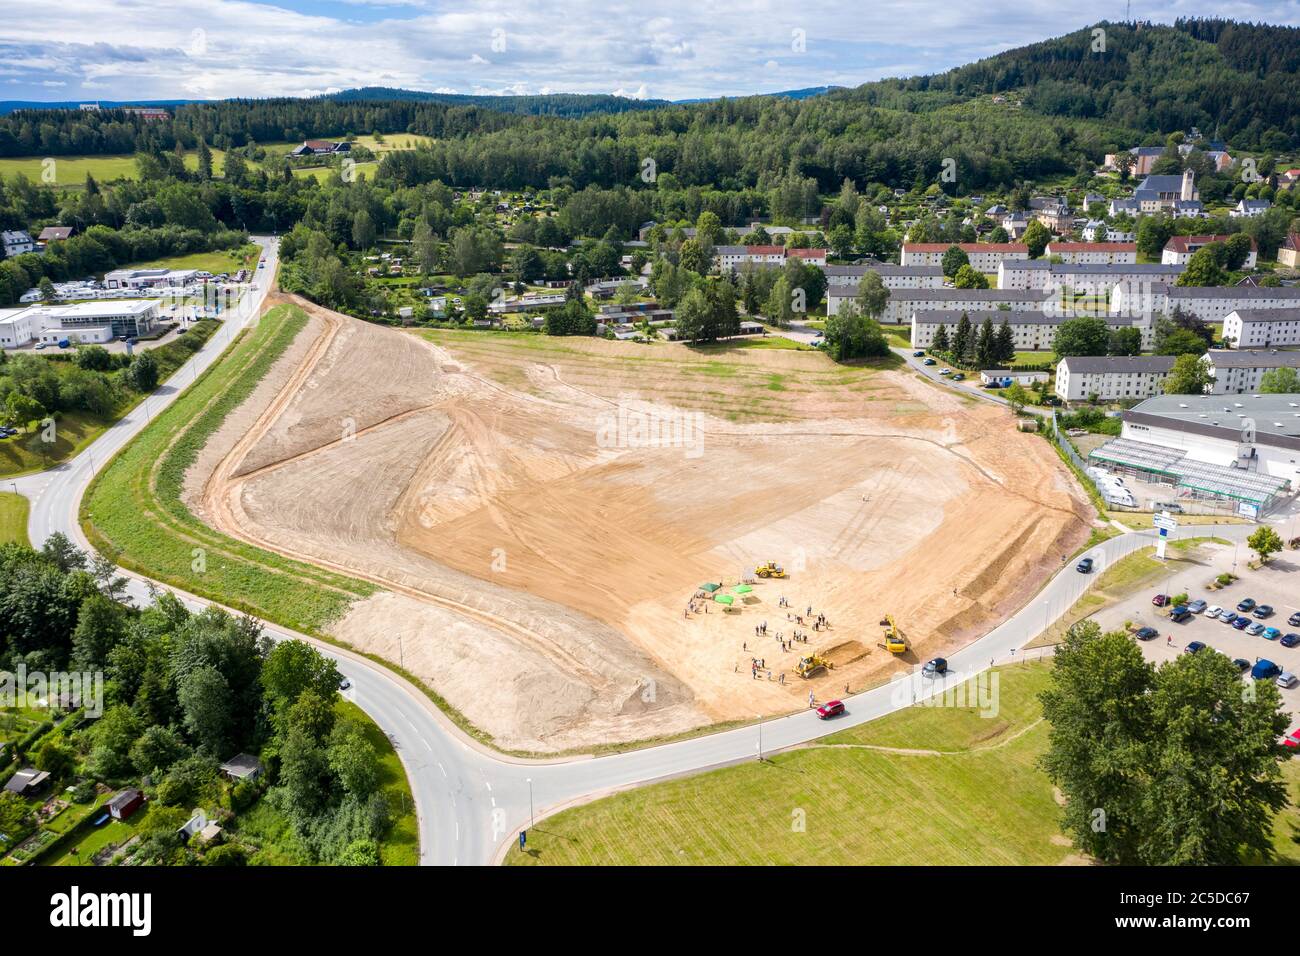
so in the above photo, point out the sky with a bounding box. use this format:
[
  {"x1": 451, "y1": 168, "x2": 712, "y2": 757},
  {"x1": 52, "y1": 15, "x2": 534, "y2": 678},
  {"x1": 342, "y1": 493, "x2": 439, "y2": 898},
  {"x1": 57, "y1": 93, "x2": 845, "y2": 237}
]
[{"x1": 2, "y1": 0, "x2": 1299, "y2": 104}]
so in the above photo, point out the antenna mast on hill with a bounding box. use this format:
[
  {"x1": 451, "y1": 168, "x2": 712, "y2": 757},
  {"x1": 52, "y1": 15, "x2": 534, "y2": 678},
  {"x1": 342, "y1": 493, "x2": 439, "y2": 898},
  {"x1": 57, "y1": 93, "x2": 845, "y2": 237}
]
[{"x1": 1126, "y1": 0, "x2": 1131, "y2": 23}]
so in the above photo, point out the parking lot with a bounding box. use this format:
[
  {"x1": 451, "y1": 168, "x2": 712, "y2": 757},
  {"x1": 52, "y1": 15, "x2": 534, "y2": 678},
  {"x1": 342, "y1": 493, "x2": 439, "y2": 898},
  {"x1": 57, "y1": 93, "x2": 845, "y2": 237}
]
[{"x1": 1087, "y1": 538, "x2": 1300, "y2": 724}]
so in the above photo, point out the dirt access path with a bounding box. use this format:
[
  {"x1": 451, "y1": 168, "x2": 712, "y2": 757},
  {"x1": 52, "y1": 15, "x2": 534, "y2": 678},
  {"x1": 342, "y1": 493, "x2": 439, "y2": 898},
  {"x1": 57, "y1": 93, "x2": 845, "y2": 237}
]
[{"x1": 189, "y1": 299, "x2": 1090, "y2": 752}]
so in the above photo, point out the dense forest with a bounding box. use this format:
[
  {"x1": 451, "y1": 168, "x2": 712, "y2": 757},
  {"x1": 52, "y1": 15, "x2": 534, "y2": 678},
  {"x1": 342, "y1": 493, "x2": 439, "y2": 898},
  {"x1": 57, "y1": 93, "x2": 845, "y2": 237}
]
[{"x1": 1, "y1": 19, "x2": 1295, "y2": 175}]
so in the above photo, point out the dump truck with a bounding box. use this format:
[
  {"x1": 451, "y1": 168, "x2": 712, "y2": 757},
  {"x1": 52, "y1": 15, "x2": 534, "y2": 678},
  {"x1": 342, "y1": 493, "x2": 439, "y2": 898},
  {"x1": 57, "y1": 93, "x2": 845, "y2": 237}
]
[
  {"x1": 795, "y1": 653, "x2": 832, "y2": 679},
  {"x1": 878, "y1": 615, "x2": 906, "y2": 654},
  {"x1": 754, "y1": 561, "x2": 786, "y2": 579}
]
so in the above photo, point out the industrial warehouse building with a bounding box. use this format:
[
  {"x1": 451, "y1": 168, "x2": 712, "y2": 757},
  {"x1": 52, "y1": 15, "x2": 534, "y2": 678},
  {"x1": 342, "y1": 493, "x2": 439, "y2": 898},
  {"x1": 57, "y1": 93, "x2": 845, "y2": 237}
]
[{"x1": 1088, "y1": 394, "x2": 1300, "y2": 517}]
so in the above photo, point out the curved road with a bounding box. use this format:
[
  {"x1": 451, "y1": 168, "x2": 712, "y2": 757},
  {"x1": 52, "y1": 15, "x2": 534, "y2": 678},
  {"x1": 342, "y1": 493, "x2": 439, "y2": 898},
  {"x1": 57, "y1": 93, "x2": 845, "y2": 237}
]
[{"x1": 15, "y1": 248, "x2": 1280, "y2": 864}]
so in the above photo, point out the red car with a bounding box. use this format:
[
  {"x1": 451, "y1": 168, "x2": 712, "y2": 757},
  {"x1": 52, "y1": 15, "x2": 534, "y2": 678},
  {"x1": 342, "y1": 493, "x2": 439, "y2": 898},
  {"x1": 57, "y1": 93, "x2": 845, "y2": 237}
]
[
  {"x1": 1284, "y1": 728, "x2": 1300, "y2": 750},
  {"x1": 1152, "y1": 594, "x2": 1170, "y2": 607},
  {"x1": 816, "y1": 700, "x2": 845, "y2": 719}
]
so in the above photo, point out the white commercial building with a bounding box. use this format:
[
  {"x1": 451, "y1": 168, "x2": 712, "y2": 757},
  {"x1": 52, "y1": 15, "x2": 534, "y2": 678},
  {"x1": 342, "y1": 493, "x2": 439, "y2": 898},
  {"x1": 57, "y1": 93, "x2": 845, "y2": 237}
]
[
  {"x1": 899, "y1": 243, "x2": 1028, "y2": 272},
  {"x1": 1054, "y1": 354, "x2": 1175, "y2": 402},
  {"x1": 1222, "y1": 308, "x2": 1300, "y2": 349},
  {"x1": 103, "y1": 268, "x2": 201, "y2": 290},
  {"x1": 0, "y1": 300, "x2": 161, "y2": 347},
  {"x1": 1115, "y1": 393, "x2": 1300, "y2": 496},
  {"x1": 1203, "y1": 349, "x2": 1300, "y2": 394}
]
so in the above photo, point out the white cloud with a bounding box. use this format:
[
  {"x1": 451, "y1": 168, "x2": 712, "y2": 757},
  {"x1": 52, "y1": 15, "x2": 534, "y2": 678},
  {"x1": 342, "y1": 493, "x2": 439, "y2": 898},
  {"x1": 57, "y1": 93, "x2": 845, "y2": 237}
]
[{"x1": 1, "y1": 0, "x2": 1296, "y2": 102}]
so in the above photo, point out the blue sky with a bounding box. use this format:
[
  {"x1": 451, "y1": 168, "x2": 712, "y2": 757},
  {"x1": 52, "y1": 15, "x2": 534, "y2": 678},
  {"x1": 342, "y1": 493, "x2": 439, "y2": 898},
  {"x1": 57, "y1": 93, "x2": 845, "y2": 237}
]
[{"x1": 3, "y1": 1, "x2": 1299, "y2": 103}]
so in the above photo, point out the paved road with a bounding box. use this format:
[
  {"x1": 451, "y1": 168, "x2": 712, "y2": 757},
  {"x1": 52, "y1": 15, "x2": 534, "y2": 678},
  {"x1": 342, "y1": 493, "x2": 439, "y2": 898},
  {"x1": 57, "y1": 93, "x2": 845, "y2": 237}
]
[{"x1": 13, "y1": 255, "x2": 1287, "y2": 866}]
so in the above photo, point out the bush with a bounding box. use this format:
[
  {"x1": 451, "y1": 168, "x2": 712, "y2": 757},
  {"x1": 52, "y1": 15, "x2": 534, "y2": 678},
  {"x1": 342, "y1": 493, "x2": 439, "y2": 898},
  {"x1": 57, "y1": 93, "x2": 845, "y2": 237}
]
[
  {"x1": 70, "y1": 779, "x2": 98, "y2": 803},
  {"x1": 1216, "y1": 573, "x2": 1234, "y2": 586},
  {"x1": 1172, "y1": 593, "x2": 1188, "y2": 606}
]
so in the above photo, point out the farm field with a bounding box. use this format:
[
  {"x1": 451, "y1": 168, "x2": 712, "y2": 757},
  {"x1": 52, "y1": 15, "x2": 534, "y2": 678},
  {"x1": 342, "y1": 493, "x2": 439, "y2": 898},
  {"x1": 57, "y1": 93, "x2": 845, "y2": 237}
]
[
  {"x1": 178, "y1": 300, "x2": 1090, "y2": 753},
  {"x1": 0, "y1": 148, "x2": 226, "y2": 186}
]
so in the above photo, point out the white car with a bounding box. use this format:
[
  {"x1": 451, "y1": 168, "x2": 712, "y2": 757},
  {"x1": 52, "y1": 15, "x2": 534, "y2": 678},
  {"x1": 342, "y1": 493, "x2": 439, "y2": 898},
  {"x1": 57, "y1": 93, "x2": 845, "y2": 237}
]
[
  {"x1": 939, "y1": 368, "x2": 952, "y2": 376},
  {"x1": 1278, "y1": 672, "x2": 1298, "y2": 690},
  {"x1": 1205, "y1": 605, "x2": 1223, "y2": 620}
]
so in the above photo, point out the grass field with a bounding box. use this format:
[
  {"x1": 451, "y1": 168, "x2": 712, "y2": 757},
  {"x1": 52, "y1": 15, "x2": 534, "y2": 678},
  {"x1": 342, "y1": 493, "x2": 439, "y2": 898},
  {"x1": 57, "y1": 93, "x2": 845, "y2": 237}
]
[
  {"x1": 508, "y1": 659, "x2": 1300, "y2": 865},
  {"x1": 0, "y1": 491, "x2": 29, "y2": 545},
  {"x1": 509, "y1": 663, "x2": 1073, "y2": 865},
  {"x1": 292, "y1": 162, "x2": 379, "y2": 183},
  {"x1": 82, "y1": 303, "x2": 376, "y2": 634},
  {"x1": 123, "y1": 245, "x2": 260, "y2": 276},
  {"x1": 0, "y1": 148, "x2": 226, "y2": 186}
]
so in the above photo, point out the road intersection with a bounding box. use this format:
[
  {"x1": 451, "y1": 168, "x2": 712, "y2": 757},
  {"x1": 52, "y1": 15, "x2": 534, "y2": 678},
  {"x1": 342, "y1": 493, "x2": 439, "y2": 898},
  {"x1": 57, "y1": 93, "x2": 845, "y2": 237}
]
[{"x1": 14, "y1": 246, "x2": 1281, "y2": 864}]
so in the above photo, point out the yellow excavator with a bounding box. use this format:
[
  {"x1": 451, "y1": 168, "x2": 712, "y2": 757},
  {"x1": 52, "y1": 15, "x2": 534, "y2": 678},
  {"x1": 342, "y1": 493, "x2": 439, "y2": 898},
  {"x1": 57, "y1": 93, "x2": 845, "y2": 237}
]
[
  {"x1": 878, "y1": 615, "x2": 906, "y2": 654},
  {"x1": 795, "y1": 653, "x2": 833, "y2": 679},
  {"x1": 754, "y1": 561, "x2": 786, "y2": 579}
]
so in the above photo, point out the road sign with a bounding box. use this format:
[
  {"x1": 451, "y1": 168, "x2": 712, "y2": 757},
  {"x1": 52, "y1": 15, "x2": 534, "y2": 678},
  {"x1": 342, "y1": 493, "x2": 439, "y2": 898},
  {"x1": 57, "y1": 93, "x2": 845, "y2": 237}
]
[
  {"x1": 519, "y1": 830, "x2": 526, "y2": 850},
  {"x1": 1153, "y1": 512, "x2": 1179, "y2": 532}
]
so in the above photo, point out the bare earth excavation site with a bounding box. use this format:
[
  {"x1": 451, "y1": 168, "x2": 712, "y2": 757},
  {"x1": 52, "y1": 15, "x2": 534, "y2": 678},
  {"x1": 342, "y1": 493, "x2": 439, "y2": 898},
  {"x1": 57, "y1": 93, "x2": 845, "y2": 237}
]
[{"x1": 185, "y1": 297, "x2": 1091, "y2": 752}]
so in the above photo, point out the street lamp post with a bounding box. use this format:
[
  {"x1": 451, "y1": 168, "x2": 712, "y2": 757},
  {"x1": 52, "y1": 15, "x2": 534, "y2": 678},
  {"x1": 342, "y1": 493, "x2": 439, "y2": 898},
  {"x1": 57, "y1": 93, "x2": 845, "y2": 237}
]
[
  {"x1": 757, "y1": 714, "x2": 763, "y2": 762},
  {"x1": 526, "y1": 777, "x2": 534, "y2": 827}
]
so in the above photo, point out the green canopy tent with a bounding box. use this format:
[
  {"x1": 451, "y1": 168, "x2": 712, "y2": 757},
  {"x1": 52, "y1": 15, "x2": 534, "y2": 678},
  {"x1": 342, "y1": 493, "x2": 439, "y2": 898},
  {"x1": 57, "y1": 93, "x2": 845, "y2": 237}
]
[
  {"x1": 731, "y1": 584, "x2": 753, "y2": 594},
  {"x1": 713, "y1": 594, "x2": 735, "y2": 606},
  {"x1": 699, "y1": 583, "x2": 721, "y2": 593}
]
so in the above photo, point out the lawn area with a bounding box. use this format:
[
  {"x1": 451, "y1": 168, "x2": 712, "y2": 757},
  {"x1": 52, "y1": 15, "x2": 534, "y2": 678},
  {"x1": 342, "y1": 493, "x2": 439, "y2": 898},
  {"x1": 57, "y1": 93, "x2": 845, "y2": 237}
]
[
  {"x1": 0, "y1": 491, "x2": 29, "y2": 545},
  {"x1": 293, "y1": 162, "x2": 379, "y2": 183},
  {"x1": 122, "y1": 244, "x2": 260, "y2": 277},
  {"x1": 509, "y1": 663, "x2": 1074, "y2": 865},
  {"x1": 82, "y1": 303, "x2": 375, "y2": 634}
]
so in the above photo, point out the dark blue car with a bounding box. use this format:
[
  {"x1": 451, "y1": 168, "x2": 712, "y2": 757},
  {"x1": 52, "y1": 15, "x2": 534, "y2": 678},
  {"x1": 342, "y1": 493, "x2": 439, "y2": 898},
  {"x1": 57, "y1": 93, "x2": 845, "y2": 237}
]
[
  {"x1": 1281, "y1": 633, "x2": 1300, "y2": 648},
  {"x1": 1232, "y1": 616, "x2": 1251, "y2": 630},
  {"x1": 1252, "y1": 659, "x2": 1281, "y2": 681}
]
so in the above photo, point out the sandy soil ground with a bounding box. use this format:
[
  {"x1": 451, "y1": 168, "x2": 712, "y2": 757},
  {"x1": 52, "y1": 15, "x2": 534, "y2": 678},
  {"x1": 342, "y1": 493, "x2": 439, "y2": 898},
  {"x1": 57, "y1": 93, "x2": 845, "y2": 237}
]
[{"x1": 189, "y1": 299, "x2": 1091, "y2": 752}]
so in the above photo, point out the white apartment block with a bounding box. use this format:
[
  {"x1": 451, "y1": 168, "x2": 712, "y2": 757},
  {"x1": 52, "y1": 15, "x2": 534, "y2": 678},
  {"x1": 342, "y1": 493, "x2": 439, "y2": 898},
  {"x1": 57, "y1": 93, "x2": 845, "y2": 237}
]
[
  {"x1": 1203, "y1": 349, "x2": 1300, "y2": 394},
  {"x1": 1054, "y1": 355, "x2": 1175, "y2": 402},
  {"x1": 997, "y1": 260, "x2": 1183, "y2": 292},
  {"x1": 1111, "y1": 286, "x2": 1300, "y2": 324},
  {"x1": 1044, "y1": 242, "x2": 1137, "y2": 264},
  {"x1": 910, "y1": 310, "x2": 1152, "y2": 352},
  {"x1": 1222, "y1": 308, "x2": 1300, "y2": 349},
  {"x1": 1161, "y1": 235, "x2": 1258, "y2": 269},
  {"x1": 823, "y1": 263, "x2": 945, "y2": 290},
  {"x1": 713, "y1": 245, "x2": 826, "y2": 272},
  {"x1": 830, "y1": 287, "x2": 1050, "y2": 322},
  {"x1": 899, "y1": 243, "x2": 1028, "y2": 272}
]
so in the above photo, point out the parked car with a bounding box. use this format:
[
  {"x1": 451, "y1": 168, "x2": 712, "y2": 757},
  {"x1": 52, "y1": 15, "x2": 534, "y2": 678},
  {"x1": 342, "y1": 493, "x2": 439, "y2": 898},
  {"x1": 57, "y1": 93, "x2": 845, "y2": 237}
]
[
  {"x1": 1220, "y1": 611, "x2": 1239, "y2": 625},
  {"x1": 939, "y1": 368, "x2": 952, "y2": 376},
  {"x1": 1232, "y1": 658, "x2": 1251, "y2": 674},
  {"x1": 912, "y1": 351, "x2": 925, "y2": 358},
  {"x1": 1252, "y1": 659, "x2": 1281, "y2": 681},
  {"x1": 1232, "y1": 616, "x2": 1251, "y2": 630},
  {"x1": 922, "y1": 657, "x2": 948, "y2": 677},
  {"x1": 1076, "y1": 558, "x2": 1094, "y2": 573},
  {"x1": 816, "y1": 699, "x2": 846, "y2": 719},
  {"x1": 951, "y1": 373, "x2": 965, "y2": 381},
  {"x1": 1263, "y1": 627, "x2": 1282, "y2": 641},
  {"x1": 1169, "y1": 605, "x2": 1192, "y2": 623},
  {"x1": 1152, "y1": 593, "x2": 1169, "y2": 607},
  {"x1": 1185, "y1": 641, "x2": 1207, "y2": 655},
  {"x1": 1246, "y1": 622, "x2": 1266, "y2": 636},
  {"x1": 1253, "y1": 604, "x2": 1273, "y2": 619},
  {"x1": 1278, "y1": 672, "x2": 1298, "y2": 690},
  {"x1": 1236, "y1": 598, "x2": 1257, "y2": 613},
  {"x1": 1281, "y1": 633, "x2": 1300, "y2": 648},
  {"x1": 1283, "y1": 728, "x2": 1300, "y2": 749},
  {"x1": 1186, "y1": 599, "x2": 1207, "y2": 614},
  {"x1": 1205, "y1": 605, "x2": 1223, "y2": 620},
  {"x1": 338, "y1": 677, "x2": 351, "y2": 690},
  {"x1": 1135, "y1": 627, "x2": 1159, "y2": 641},
  {"x1": 1290, "y1": 612, "x2": 1300, "y2": 627},
  {"x1": 922, "y1": 358, "x2": 937, "y2": 366},
  {"x1": 1154, "y1": 502, "x2": 1184, "y2": 514}
]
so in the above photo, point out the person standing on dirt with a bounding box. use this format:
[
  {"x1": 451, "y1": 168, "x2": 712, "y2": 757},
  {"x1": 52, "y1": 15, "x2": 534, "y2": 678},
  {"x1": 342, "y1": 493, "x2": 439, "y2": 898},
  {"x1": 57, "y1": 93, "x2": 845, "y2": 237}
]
[{"x1": 808, "y1": 691, "x2": 815, "y2": 708}]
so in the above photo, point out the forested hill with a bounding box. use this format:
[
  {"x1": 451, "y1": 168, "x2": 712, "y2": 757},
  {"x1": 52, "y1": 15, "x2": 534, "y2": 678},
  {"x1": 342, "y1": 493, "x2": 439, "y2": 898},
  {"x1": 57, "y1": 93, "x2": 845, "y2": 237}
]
[
  {"x1": 325, "y1": 88, "x2": 672, "y2": 117},
  {"x1": 834, "y1": 19, "x2": 1299, "y2": 150}
]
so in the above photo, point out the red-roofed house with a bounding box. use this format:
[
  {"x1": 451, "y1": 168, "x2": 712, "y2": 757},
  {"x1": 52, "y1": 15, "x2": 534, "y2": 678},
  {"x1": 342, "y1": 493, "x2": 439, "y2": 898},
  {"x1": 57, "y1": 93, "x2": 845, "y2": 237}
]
[
  {"x1": 1044, "y1": 241, "x2": 1136, "y2": 265},
  {"x1": 1161, "y1": 234, "x2": 1257, "y2": 269},
  {"x1": 1279, "y1": 233, "x2": 1300, "y2": 270},
  {"x1": 900, "y1": 242, "x2": 1029, "y2": 272},
  {"x1": 786, "y1": 248, "x2": 828, "y2": 266}
]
